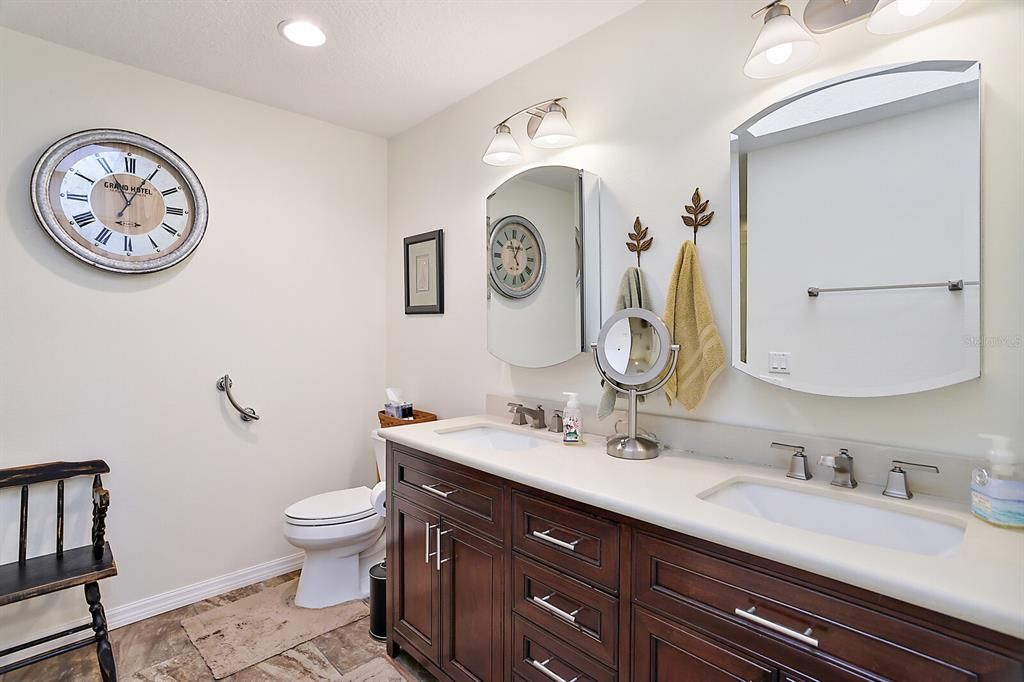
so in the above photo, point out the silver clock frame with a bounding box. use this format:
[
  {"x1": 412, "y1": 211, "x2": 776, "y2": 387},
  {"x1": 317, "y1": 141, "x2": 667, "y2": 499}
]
[
  {"x1": 488, "y1": 214, "x2": 546, "y2": 299},
  {"x1": 31, "y1": 128, "x2": 209, "y2": 274}
]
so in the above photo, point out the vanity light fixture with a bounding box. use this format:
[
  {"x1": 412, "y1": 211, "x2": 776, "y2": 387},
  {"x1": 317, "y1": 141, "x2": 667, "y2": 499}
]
[
  {"x1": 744, "y1": 1, "x2": 820, "y2": 79},
  {"x1": 278, "y1": 20, "x2": 327, "y2": 47},
  {"x1": 747, "y1": 0, "x2": 967, "y2": 78},
  {"x1": 866, "y1": 0, "x2": 966, "y2": 35},
  {"x1": 482, "y1": 98, "x2": 576, "y2": 166}
]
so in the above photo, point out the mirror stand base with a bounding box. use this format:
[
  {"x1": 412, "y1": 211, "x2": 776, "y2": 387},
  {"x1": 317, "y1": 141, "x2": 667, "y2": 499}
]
[{"x1": 606, "y1": 435, "x2": 662, "y2": 460}]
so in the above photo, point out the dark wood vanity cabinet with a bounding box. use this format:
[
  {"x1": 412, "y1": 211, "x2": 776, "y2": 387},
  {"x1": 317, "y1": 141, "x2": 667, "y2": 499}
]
[{"x1": 387, "y1": 443, "x2": 1024, "y2": 682}]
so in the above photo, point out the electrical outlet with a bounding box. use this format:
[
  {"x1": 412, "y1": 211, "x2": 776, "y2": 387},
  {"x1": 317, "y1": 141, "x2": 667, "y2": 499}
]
[{"x1": 769, "y1": 351, "x2": 791, "y2": 374}]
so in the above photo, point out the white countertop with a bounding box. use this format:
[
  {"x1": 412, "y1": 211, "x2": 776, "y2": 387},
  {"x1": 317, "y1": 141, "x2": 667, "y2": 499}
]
[{"x1": 379, "y1": 415, "x2": 1024, "y2": 640}]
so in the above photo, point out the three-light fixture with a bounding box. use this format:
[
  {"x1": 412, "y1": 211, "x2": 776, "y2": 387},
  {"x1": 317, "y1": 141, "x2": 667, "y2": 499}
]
[
  {"x1": 744, "y1": 0, "x2": 966, "y2": 79},
  {"x1": 482, "y1": 98, "x2": 577, "y2": 166}
]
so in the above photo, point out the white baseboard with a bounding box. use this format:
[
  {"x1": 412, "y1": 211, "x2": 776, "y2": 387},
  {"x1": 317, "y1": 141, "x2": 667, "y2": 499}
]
[{"x1": 0, "y1": 552, "x2": 304, "y2": 670}]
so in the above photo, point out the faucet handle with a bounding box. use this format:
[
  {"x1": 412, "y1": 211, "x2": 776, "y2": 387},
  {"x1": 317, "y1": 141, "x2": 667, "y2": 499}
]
[
  {"x1": 507, "y1": 402, "x2": 523, "y2": 412},
  {"x1": 883, "y1": 460, "x2": 939, "y2": 500},
  {"x1": 772, "y1": 442, "x2": 811, "y2": 481}
]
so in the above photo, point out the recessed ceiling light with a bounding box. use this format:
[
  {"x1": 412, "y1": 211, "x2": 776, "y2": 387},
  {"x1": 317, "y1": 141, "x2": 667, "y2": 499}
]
[{"x1": 278, "y1": 20, "x2": 326, "y2": 47}]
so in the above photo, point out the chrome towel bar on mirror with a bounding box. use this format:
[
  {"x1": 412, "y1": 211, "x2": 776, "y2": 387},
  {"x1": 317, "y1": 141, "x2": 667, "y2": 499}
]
[
  {"x1": 216, "y1": 374, "x2": 260, "y2": 422},
  {"x1": 808, "y1": 279, "x2": 979, "y2": 297}
]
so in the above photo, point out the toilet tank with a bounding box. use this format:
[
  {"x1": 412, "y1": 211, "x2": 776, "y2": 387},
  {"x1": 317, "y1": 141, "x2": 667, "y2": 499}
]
[{"x1": 371, "y1": 429, "x2": 387, "y2": 481}]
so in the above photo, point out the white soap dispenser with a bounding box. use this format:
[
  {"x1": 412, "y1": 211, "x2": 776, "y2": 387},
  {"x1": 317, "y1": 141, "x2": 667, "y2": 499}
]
[
  {"x1": 562, "y1": 392, "x2": 582, "y2": 445},
  {"x1": 971, "y1": 434, "x2": 1024, "y2": 529}
]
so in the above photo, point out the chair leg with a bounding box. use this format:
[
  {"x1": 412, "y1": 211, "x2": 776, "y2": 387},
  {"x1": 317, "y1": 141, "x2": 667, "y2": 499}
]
[{"x1": 84, "y1": 582, "x2": 117, "y2": 682}]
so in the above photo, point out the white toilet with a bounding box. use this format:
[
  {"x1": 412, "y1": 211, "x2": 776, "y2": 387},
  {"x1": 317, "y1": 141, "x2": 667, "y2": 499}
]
[{"x1": 283, "y1": 429, "x2": 387, "y2": 609}]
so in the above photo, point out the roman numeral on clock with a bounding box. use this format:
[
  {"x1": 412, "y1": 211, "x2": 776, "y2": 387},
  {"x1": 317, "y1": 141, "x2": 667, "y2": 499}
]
[
  {"x1": 124, "y1": 156, "x2": 136, "y2": 174},
  {"x1": 66, "y1": 193, "x2": 88, "y2": 202},
  {"x1": 161, "y1": 222, "x2": 178, "y2": 236},
  {"x1": 95, "y1": 228, "x2": 112, "y2": 245},
  {"x1": 74, "y1": 171, "x2": 95, "y2": 184},
  {"x1": 165, "y1": 207, "x2": 184, "y2": 216},
  {"x1": 97, "y1": 157, "x2": 113, "y2": 174},
  {"x1": 72, "y1": 211, "x2": 95, "y2": 227},
  {"x1": 149, "y1": 236, "x2": 160, "y2": 250},
  {"x1": 146, "y1": 168, "x2": 159, "y2": 182},
  {"x1": 123, "y1": 236, "x2": 133, "y2": 253},
  {"x1": 161, "y1": 187, "x2": 178, "y2": 196}
]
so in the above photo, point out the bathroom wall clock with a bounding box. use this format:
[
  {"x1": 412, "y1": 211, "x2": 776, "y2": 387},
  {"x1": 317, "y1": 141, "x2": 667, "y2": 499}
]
[
  {"x1": 31, "y1": 128, "x2": 208, "y2": 274},
  {"x1": 488, "y1": 215, "x2": 545, "y2": 299}
]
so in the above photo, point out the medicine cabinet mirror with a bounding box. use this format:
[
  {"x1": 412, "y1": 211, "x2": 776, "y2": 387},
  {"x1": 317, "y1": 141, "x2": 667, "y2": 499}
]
[
  {"x1": 731, "y1": 60, "x2": 980, "y2": 397},
  {"x1": 487, "y1": 166, "x2": 601, "y2": 368}
]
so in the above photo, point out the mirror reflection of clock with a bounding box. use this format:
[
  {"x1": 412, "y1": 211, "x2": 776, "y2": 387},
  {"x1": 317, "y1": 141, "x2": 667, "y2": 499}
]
[{"x1": 489, "y1": 215, "x2": 545, "y2": 299}]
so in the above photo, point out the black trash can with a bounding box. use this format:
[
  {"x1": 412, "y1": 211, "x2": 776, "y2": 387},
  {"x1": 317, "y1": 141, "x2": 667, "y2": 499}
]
[{"x1": 369, "y1": 560, "x2": 387, "y2": 641}]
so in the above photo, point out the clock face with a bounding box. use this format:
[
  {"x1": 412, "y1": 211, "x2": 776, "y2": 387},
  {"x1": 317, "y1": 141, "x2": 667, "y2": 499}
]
[
  {"x1": 489, "y1": 215, "x2": 545, "y2": 299},
  {"x1": 32, "y1": 129, "x2": 207, "y2": 273}
]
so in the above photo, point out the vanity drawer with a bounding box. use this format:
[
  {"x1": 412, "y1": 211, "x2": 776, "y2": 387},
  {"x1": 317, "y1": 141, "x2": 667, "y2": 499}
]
[
  {"x1": 634, "y1": 531, "x2": 1018, "y2": 681},
  {"x1": 391, "y1": 445, "x2": 504, "y2": 542},
  {"x1": 512, "y1": 491, "x2": 619, "y2": 592},
  {"x1": 512, "y1": 555, "x2": 619, "y2": 668},
  {"x1": 512, "y1": 614, "x2": 616, "y2": 682}
]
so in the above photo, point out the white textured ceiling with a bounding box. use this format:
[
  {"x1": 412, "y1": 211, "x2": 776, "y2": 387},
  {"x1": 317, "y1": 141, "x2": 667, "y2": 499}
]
[{"x1": 0, "y1": 0, "x2": 642, "y2": 137}]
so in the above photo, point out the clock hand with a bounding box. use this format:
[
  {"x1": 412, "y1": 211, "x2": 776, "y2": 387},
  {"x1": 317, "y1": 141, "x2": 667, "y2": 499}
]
[{"x1": 118, "y1": 181, "x2": 148, "y2": 217}]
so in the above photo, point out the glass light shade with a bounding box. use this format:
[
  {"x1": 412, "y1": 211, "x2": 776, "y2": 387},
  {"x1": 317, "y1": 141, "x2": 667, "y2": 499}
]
[
  {"x1": 482, "y1": 125, "x2": 523, "y2": 166},
  {"x1": 531, "y1": 106, "x2": 577, "y2": 149},
  {"x1": 744, "y1": 9, "x2": 820, "y2": 79},
  {"x1": 866, "y1": 0, "x2": 965, "y2": 35},
  {"x1": 278, "y1": 20, "x2": 327, "y2": 47}
]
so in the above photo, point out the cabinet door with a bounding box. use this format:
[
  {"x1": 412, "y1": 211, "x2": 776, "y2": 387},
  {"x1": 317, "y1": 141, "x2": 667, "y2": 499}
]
[
  {"x1": 439, "y1": 523, "x2": 504, "y2": 682},
  {"x1": 633, "y1": 607, "x2": 775, "y2": 682},
  {"x1": 391, "y1": 496, "x2": 441, "y2": 664}
]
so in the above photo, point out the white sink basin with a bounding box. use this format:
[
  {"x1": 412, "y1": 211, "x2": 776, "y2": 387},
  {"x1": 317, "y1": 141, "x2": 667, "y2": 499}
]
[
  {"x1": 701, "y1": 480, "x2": 964, "y2": 556},
  {"x1": 439, "y1": 426, "x2": 545, "y2": 451}
]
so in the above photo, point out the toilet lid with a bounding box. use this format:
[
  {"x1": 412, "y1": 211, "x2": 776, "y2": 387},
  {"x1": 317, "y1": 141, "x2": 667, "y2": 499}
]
[{"x1": 285, "y1": 487, "x2": 376, "y2": 524}]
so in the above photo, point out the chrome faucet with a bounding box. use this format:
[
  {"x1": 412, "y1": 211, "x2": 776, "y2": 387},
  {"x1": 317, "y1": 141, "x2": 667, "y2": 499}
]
[
  {"x1": 516, "y1": 404, "x2": 547, "y2": 429},
  {"x1": 771, "y1": 442, "x2": 811, "y2": 480},
  {"x1": 883, "y1": 460, "x2": 940, "y2": 500},
  {"x1": 818, "y1": 448, "x2": 857, "y2": 488}
]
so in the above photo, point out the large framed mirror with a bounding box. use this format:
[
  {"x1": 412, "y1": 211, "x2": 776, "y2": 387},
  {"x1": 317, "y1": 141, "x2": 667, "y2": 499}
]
[
  {"x1": 487, "y1": 166, "x2": 601, "y2": 367},
  {"x1": 731, "y1": 61, "x2": 981, "y2": 397}
]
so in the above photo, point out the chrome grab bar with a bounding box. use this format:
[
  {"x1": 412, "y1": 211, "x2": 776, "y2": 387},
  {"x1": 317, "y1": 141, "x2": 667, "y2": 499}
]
[
  {"x1": 808, "y1": 279, "x2": 978, "y2": 297},
  {"x1": 734, "y1": 606, "x2": 818, "y2": 647},
  {"x1": 421, "y1": 483, "x2": 456, "y2": 498},
  {"x1": 532, "y1": 529, "x2": 580, "y2": 551},
  {"x1": 216, "y1": 375, "x2": 259, "y2": 421},
  {"x1": 529, "y1": 657, "x2": 578, "y2": 682},
  {"x1": 531, "y1": 593, "x2": 581, "y2": 625}
]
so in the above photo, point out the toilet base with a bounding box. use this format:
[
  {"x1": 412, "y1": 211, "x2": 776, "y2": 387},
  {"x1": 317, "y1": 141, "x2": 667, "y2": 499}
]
[{"x1": 293, "y1": 530, "x2": 386, "y2": 609}]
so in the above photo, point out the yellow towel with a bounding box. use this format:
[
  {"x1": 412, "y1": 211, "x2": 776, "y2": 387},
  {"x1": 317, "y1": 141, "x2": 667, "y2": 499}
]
[{"x1": 663, "y1": 240, "x2": 725, "y2": 411}]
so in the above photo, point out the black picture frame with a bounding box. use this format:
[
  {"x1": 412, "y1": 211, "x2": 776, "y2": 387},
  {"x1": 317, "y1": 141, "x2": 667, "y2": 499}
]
[{"x1": 404, "y1": 229, "x2": 445, "y2": 314}]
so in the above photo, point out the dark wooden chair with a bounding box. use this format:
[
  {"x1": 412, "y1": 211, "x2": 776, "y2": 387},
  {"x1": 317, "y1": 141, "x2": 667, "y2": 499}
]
[{"x1": 0, "y1": 461, "x2": 117, "y2": 681}]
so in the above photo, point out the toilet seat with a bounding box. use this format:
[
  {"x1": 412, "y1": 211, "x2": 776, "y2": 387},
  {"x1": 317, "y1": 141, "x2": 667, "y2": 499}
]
[{"x1": 285, "y1": 487, "x2": 376, "y2": 527}]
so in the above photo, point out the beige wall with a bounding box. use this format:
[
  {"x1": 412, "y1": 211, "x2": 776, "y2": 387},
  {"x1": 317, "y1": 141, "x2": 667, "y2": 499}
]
[
  {"x1": 386, "y1": 0, "x2": 1023, "y2": 455},
  {"x1": 0, "y1": 28, "x2": 388, "y2": 644}
]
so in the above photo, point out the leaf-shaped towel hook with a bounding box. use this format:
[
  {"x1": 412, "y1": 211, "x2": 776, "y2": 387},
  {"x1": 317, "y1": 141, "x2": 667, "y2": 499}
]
[
  {"x1": 626, "y1": 216, "x2": 653, "y2": 268},
  {"x1": 682, "y1": 187, "x2": 715, "y2": 244}
]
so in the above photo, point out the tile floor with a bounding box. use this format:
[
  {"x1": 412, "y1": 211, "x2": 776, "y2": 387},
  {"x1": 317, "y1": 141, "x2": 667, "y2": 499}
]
[{"x1": 1, "y1": 572, "x2": 435, "y2": 681}]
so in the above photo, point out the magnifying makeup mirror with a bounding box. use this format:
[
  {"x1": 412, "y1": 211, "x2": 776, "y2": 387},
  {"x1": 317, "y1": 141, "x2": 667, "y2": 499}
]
[{"x1": 592, "y1": 308, "x2": 679, "y2": 460}]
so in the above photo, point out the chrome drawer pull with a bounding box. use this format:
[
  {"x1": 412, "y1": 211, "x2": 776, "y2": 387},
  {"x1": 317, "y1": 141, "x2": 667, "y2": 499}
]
[
  {"x1": 529, "y1": 657, "x2": 579, "y2": 682},
  {"x1": 424, "y1": 523, "x2": 438, "y2": 564},
  {"x1": 734, "y1": 606, "x2": 818, "y2": 648},
  {"x1": 531, "y1": 529, "x2": 580, "y2": 551},
  {"x1": 420, "y1": 483, "x2": 456, "y2": 498},
  {"x1": 531, "y1": 593, "x2": 580, "y2": 625},
  {"x1": 435, "y1": 527, "x2": 452, "y2": 570}
]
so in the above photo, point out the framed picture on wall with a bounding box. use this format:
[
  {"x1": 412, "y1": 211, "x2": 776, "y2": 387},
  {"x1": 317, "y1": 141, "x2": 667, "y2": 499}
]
[{"x1": 404, "y1": 229, "x2": 444, "y2": 314}]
